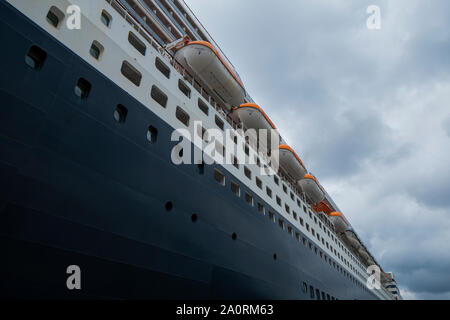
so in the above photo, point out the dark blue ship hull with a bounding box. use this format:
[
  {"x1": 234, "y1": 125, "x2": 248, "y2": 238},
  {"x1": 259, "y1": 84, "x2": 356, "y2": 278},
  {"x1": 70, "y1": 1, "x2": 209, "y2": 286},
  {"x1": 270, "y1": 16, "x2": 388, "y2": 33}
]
[{"x1": 0, "y1": 0, "x2": 377, "y2": 299}]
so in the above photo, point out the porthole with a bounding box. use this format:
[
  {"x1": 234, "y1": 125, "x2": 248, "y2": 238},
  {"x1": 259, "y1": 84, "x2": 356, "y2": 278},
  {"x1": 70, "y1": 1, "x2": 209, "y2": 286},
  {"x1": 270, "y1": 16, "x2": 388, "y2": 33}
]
[
  {"x1": 101, "y1": 10, "x2": 112, "y2": 27},
  {"x1": 114, "y1": 104, "x2": 128, "y2": 123},
  {"x1": 46, "y1": 6, "x2": 65, "y2": 28},
  {"x1": 147, "y1": 126, "x2": 158, "y2": 143},
  {"x1": 25, "y1": 46, "x2": 47, "y2": 70},
  {"x1": 74, "y1": 78, "x2": 91, "y2": 99},
  {"x1": 197, "y1": 163, "x2": 204, "y2": 175},
  {"x1": 90, "y1": 41, "x2": 104, "y2": 60}
]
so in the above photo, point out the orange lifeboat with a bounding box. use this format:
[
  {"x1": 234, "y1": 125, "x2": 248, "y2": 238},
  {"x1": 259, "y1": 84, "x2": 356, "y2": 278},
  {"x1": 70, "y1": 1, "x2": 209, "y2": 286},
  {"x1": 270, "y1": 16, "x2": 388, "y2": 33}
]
[
  {"x1": 278, "y1": 145, "x2": 307, "y2": 180},
  {"x1": 175, "y1": 41, "x2": 245, "y2": 109},
  {"x1": 299, "y1": 174, "x2": 324, "y2": 205},
  {"x1": 233, "y1": 103, "x2": 280, "y2": 150},
  {"x1": 312, "y1": 201, "x2": 333, "y2": 215},
  {"x1": 343, "y1": 229, "x2": 361, "y2": 250},
  {"x1": 329, "y1": 211, "x2": 348, "y2": 233}
]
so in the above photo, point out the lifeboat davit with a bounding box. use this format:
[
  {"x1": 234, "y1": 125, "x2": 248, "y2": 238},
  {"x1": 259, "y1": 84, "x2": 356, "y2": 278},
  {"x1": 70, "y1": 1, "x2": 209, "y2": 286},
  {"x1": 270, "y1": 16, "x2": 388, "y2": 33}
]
[
  {"x1": 174, "y1": 41, "x2": 245, "y2": 109},
  {"x1": 233, "y1": 103, "x2": 280, "y2": 150},
  {"x1": 299, "y1": 174, "x2": 324, "y2": 205},
  {"x1": 278, "y1": 145, "x2": 307, "y2": 180},
  {"x1": 329, "y1": 211, "x2": 348, "y2": 233}
]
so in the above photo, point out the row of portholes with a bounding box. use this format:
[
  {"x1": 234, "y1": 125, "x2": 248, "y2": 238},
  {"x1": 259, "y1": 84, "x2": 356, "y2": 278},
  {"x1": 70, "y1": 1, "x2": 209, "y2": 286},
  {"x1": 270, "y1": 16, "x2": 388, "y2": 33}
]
[
  {"x1": 25, "y1": 45, "x2": 160, "y2": 145},
  {"x1": 163, "y1": 201, "x2": 278, "y2": 260}
]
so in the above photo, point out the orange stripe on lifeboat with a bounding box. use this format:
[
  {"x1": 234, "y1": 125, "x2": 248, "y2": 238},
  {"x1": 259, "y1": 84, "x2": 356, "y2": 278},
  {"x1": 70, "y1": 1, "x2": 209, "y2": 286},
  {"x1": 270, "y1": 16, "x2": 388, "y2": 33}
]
[
  {"x1": 279, "y1": 145, "x2": 306, "y2": 169},
  {"x1": 187, "y1": 41, "x2": 244, "y2": 89},
  {"x1": 237, "y1": 103, "x2": 277, "y2": 130}
]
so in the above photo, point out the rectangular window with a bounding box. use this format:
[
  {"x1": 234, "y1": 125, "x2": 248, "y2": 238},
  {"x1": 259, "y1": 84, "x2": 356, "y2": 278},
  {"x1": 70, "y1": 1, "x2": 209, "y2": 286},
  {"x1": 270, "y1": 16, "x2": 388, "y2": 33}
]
[
  {"x1": 175, "y1": 106, "x2": 190, "y2": 127},
  {"x1": 293, "y1": 211, "x2": 297, "y2": 221},
  {"x1": 285, "y1": 204, "x2": 290, "y2": 214},
  {"x1": 230, "y1": 154, "x2": 239, "y2": 169},
  {"x1": 245, "y1": 192, "x2": 253, "y2": 206},
  {"x1": 274, "y1": 175, "x2": 279, "y2": 185},
  {"x1": 151, "y1": 85, "x2": 168, "y2": 108},
  {"x1": 121, "y1": 61, "x2": 142, "y2": 86},
  {"x1": 214, "y1": 169, "x2": 225, "y2": 186},
  {"x1": 268, "y1": 211, "x2": 275, "y2": 223},
  {"x1": 215, "y1": 115, "x2": 224, "y2": 130},
  {"x1": 266, "y1": 187, "x2": 272, "y2": 198},
  {"x1": 278, "y1": 218, "x2": 284, "y2": 230},
  {"x1": 178, "y1": 79, "x2": 191, "y2": 98},
  {"x1": 244, "y1": 144, "x2": 249, "y2": 156},
  {"x1": 244, "y1": 166, "x2": 252, "y2": 180},
  {"x1": 47, "y1": 6, "x2": 65, "y2": 28},
  {"x1": 283, "y1": 185, "x2": 287, "y2": 194},
  {"x1": 256, "y1": 177, "x2": 262, "y2": 189},
  {"x1": 90, "y1": 41, "x2": 104, "y2": 60},
  {"x1": 101, "y1": 10, "x2": 112, "y2": 27},
  {"x1": 257, "y1": 202, "x2": 265, "y2": 215},
  {"x1": 231, "y1": 181, "x2": 240, "y2": 197},
  {"x1": 155, "y1": 57, "x2": 170, "y2": 78},
  {"x1": 290, "y1": 192, "x2": 295, "y2": 201},
  {"x1": 128, "y1": 31, "x2": 146, "y2": 56},
  {"x1": 198, "y1": 98, "x2": 209, "y2": 115},
  {"x1": 276, "y1": 196, "x2": 281, "y2": 206},
  {"x1": 300, "y1": 217, "x2": 304, "y2": 226}
]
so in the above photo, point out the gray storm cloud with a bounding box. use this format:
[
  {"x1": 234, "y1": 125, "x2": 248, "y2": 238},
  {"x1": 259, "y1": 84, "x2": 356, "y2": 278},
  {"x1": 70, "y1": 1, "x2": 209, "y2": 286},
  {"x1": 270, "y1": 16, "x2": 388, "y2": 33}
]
[{"x1": 185, "y1": 0, "x2": 450, "y2": 299}]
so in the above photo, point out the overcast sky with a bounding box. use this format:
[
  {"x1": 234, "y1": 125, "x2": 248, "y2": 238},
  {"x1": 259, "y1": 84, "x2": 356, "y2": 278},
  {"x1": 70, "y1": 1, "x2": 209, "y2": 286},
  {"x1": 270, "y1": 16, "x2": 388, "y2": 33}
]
[{"x1": 185, "y1": 0, "x2": 450, "y2": 299}]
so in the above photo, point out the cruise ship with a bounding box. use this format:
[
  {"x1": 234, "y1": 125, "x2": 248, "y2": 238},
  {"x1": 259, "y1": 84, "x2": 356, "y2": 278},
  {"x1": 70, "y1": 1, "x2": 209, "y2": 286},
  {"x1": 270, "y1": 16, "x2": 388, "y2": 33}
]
[{"x1": 0, "y1": 0, "x2": 401, "y2": 299}]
